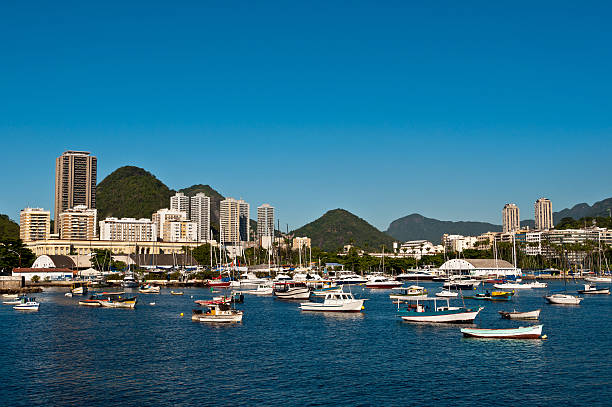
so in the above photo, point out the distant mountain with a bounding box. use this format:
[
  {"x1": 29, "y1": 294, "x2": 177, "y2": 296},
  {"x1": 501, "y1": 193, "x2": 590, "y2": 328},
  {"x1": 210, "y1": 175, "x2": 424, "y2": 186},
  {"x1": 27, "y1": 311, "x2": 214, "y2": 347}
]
[
  {"x1": 0, "y1": 214, "x2": 19, "y2": 240},
  {"x1": 554, "y1": 197, "x2": 612, "y2": 224},
  {"x1": 386, "y1": 214, "x2": 502, "y2": 244},
  {"x1": 97, "y1": 166, "x2": 174, "y2": 220},
  {"x1": 292, "y1": 209, "x2": 394, "y2": 251}
]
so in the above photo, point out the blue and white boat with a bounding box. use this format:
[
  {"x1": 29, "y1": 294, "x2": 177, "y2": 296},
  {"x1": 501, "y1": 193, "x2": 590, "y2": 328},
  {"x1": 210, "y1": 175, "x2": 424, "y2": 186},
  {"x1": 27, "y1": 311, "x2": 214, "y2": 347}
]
[{"x1": 397, "y1": 297, "x2": 482, "y2": 323}]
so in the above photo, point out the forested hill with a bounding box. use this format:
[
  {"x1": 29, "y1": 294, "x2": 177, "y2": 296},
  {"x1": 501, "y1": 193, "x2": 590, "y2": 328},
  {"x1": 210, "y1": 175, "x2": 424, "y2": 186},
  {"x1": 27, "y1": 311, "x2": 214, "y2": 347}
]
[{"x1": 292, "y1": 209, "x2": 394, "y2": 252}]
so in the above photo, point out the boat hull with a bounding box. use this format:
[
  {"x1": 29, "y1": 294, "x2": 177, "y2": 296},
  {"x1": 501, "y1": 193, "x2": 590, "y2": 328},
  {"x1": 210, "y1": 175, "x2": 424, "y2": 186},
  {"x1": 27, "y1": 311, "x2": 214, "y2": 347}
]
[
  {"x1": 399, "y1": 307, "x2": 482, "y2": 323},
  {"x1": 365, "y1": 282, "x2": 403, "y2": 289},
  {"x1": 274, "y1": 287, "x2": 311, "y2": 300},
  {"x1": 545, "y1": 295, "x2": 583, "y2": 305},
  {"x1": 300, "y1": 299, "x2": 364, "y2": 312},
  {"x1": 461, "y1": 325, "x2": 543, "y2": 339},
  {"x1": 577, "y1": 288, "x2": 610, "y2": 295},
  {"x1": 499, "y1": 309, "x2": 541, "y2": 320},
  {"x1": 13, "y1": 303, "x2": 39, "y2": 311}
]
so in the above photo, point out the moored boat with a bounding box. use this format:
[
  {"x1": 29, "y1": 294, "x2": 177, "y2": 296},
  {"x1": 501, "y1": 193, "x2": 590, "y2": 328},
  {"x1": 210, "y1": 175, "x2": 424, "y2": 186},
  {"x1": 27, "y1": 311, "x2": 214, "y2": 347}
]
[
  {"x1": 397, "y1": 297, "x2": 483, "y2": 323},
  {"x1": 99, "y1": 296, "x2": 138, "y2": 308},
  {"x1": 461, "y1": 324, "x2": 544, "y2": 339},
  {"x1": 494, "y1": 282, "x2": 531, "y2": 290},
  {"x1": 577, "y1": 284, "x2": 610, "y2": 295},
  {"x1": 584, "y1": 276, "x2": 612, "y2": 283},
  {"x1": 273, "y1": 282, "x2": 311, "y2": 299},
  {"x1": 78, "y1": 295, "x2": 107, "y2": 307},
  {"x1": 71, "y1": 283, "x2": 88, "y2": 295},
  {"x1": 13, "y1": 297, "x2": 40, "y2": 311},
  {"x1": 300, "y1": 291, "x2": 365, "y2": 312},
  {"x1": 435, "y1": 290, "x2": 459, "y2": 298},
  {"x1": 390, "y1": 285, "x2": 427, "y2": 301},
  {"x1": 464, "y1": 292, "x2": 512, "y2": 301},
  {"x1": 192, "y1": 303, "x2": 243, "y2": 323},
  {"x1": 525, "y1": 281, "x2": 547, "y2": 288},
  {"x1": 364, "y1": 275, "x2": 402, "y2": 289},
  {"x1": 498, "y1": 309, "x2": 541, "y2": 320},
  {"x1": 545, "y1": 293, "x2": 582, "y2": 305},
  {"x1": 139, "y1": 284, "x2": 161, "y2": 294},
  {"x1": 170, "y1": 291, "x2": 184, "y2": 295}
]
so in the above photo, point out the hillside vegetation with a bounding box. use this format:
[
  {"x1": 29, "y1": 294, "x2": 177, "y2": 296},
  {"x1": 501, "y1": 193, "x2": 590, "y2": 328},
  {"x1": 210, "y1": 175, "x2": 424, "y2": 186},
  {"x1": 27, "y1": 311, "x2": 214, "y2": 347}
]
[
  {"x1": 0, "y1": 214, "x2": 20, "y2": 240},
  {"x1": 292, "y1": 209, "x2": 394, "y2": 251}
]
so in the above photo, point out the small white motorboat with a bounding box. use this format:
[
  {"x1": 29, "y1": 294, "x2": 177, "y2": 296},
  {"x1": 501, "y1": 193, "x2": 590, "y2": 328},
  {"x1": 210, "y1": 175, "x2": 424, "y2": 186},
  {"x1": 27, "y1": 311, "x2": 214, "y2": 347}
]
[
  {"x1": 435, "y1": 290, "x2": 459, "y2": 298},
  {"x1": 545, "y1": 293, "x2": 582, "y2": 305},
  {"x1": 139, "y1": 284, "x2": 161, "y2": 294},
  {"x1": 65, "y1": 292, "x2": 73, "y2": 297},
  {"x1": 498, "y1": 309, "x2": 541, "y2": 320},
  {"x1": 525, "y1": 281, "x2": 547, "y2": 288},
  {"x1": 13, "y1": 298, "x2": 40, "y2": 311},
  {"x1": 494, "y1": 283, "x2": 531, "y2": 290},
  {"x1": 3, "y1": 297, "x2": 26, "y2": 305},
  {"x1": 577, "y1": 284, "x2": 610, "y2": 295},
  {"x1": 461, "y1": 325, "x2": 544, "y2": 339},
  {"x1": 364, "y1": 275, "x2": 402, "y2": 289},
  {"x1": 300, "y1": 291, "x2": 365, "y2": 312},
  {"x1": 2, "y1": 294, "x2": 19, "y2": 299},
  {"x1": 584, "y1": 276, "x2": 612, "y2": 283},
  {"x1": 390, "y1": 285, "x2": 427, "y2": 301},
  {"x1": 192, "y1": 303, "x2": 243, "y2": 323},
  {"x1": 397, "y1": 297, "x2": 482, "y2": 323}
]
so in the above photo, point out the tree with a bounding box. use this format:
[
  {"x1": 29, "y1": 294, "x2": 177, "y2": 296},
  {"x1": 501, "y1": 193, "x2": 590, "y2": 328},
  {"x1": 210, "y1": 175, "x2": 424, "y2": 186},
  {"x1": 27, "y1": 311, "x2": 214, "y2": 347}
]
[
  {"x1": 0, "y1": 239, "x2": 36, "y2": 275},
  {"x1": 31, "y1": 275, "x2": 40, "y2": 283}
]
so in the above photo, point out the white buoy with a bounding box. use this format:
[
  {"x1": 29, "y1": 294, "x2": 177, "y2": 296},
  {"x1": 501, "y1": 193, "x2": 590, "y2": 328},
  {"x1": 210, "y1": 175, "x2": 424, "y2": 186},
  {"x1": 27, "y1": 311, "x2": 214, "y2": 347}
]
[{"x1": 150, "y1": 302, "x2": 155, "y2": 306}]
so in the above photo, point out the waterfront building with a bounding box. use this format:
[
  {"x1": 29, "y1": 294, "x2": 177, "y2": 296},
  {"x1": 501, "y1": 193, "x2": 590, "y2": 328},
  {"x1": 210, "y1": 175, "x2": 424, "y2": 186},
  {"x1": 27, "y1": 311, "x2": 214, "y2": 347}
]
[
  {"x1": 152, "y1": 208, "x2": 187, "y2": 241},
  {"x1": 58, "y1": 205, "x2": 97, "y2": 240},
  {"x1": 167, "y1": 220, "x2": 198, "y2": 242},
  {"x1": 54, "y1": 150, "x2": 97, "y2": 234},
  {"x1": 535, "y1": 198, "x2": 553, "y2": 230},
  {"x1": 190, "y1": 193, "x2": 211, "y2": 242},
  {"x1": 292, "y1": 236, "x2": 311, "y2": 250},
  {"x1": 99, "y1": 217, "x2": 157, "y2": 241},
  {"x1": 442, "y1": 234, "x2": 477, "y2": 253},
  {"x1": 257, "y1": 204, "x2": 274, "y2": 241},
  {"x1": 502, "y1": 203, "x2": 520, "y2": 233},
  {"x1": 170, "y1": 192, "x2": 190, "y2": 218},
  {"x1": 525, "y1": 231, "x2": 543, "y2": 256},
  {"x1": 476, "y1": 232, "x2": 499, "y2": 250},
  {"x1": 238, "y1": 199, "x2": 250, "y2": 242},
  {"x1": 439, "y1": 258, "x2": 519, "y2": 277},
  {"x1": 19, "y1": 207, "x2": 51, "y2": 242}
]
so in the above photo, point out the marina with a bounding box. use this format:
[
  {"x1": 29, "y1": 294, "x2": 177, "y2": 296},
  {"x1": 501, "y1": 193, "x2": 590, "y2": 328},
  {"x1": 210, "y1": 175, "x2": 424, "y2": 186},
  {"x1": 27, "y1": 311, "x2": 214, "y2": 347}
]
[{"x1": 2, "y1": 280, "x2": 611, "y2": 405}]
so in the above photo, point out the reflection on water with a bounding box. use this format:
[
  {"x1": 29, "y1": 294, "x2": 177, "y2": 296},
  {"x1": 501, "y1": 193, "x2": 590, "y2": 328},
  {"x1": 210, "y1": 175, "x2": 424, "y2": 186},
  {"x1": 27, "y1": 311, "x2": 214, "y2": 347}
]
[{"x1": 1, "y1": 281, "x2": 611, "y2": 406}]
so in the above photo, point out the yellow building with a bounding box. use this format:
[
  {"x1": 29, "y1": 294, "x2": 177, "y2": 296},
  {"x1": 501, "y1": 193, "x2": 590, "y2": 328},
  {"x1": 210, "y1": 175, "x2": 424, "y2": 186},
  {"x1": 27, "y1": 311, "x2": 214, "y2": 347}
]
[
  {"x1": 19, "y1": 207, "x2": 51, "y2": 242},
  {"x1": 59, "y1": 205, "x2": 97, "y2": 240}
]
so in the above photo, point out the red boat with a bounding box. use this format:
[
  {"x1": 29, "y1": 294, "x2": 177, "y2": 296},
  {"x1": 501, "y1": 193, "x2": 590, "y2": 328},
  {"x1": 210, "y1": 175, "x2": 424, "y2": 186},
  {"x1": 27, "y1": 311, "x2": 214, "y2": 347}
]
[{"x1": 207, "y1": 280, "x2": 231, "y2": 288}]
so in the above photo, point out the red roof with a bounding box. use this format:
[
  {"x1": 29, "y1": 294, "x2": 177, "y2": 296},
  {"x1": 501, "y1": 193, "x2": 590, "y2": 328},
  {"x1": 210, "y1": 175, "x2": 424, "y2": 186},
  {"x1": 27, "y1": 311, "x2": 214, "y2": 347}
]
[{"x1": 12, "y1": 268, "x2": 76, "y2": 274}]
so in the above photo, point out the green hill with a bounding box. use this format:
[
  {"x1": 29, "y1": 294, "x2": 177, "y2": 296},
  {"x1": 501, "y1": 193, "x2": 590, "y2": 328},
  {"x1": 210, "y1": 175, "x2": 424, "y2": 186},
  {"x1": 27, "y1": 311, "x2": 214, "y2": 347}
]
[
  {"x1": 292, "y1": 209, "x2": 394, "y2": 252},
  {"x1": 0, "y1": 214, "x2": 20, "y2": 240},
  {"x1": 553, "y1": 197, "x2": 612, "y2": 224},
  {"x1": 96, "y1": 166, "x2": 174, "y2": 219}
]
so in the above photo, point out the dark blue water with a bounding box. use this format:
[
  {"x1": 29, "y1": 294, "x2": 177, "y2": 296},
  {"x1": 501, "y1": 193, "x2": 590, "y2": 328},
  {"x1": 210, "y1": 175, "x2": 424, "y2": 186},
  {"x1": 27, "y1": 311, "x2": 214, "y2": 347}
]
[{"x1": 1, "y1": 281, "x2": 611, "y2": 406}]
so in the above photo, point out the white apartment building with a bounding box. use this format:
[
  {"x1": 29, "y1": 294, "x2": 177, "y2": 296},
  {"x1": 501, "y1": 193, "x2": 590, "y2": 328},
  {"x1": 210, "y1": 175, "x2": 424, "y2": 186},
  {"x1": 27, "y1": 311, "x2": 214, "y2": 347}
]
[
  {"x1": 257, "y1": 204, "x2": 274, "y2": 239},
  {"x1": 170, "y1": 192, "x2": 190, "y2": 218},
  {"x1": 397, "y1": 240, "x2": 443, "y2": 259},
  {"x1": 20, "y1": 207, "x2": 51, "y2": 242},
  {"x1": 442, "y1": 234, "x2": 478, "y2": 253},
  {"x1": 292, "y1": 237, "x2": 311, "y2": 250},
  {"x1": 535, "y1": 198, "x2": 553, "y2": 230},
  {"x1": 502, "y1": 203, "x2": 520, "y2": 233},
  {"x1": 99, "y1": 217, "x2": 157, "y2": 241},
  {"x1": 220, "y1": 198, "x2": 240, "y2": 244},
  {"x1": 190, "y1": 193, "x2": 211, "y2": 242},
  {"x1": 167, "y1": 220, "x2": 198, "y2": 242},
  {"x1": 238, "y1": 199, "x2": 250, "y2": 242},
  {"x1": 152, "y1": 208, "x2": 187, "y2": 241},
  {"x1": 59, "y1": 205, "x2": 97, "y2": 240},
  {"x1": 525, "y1": 231, "x2": 543, "y2": 256}
]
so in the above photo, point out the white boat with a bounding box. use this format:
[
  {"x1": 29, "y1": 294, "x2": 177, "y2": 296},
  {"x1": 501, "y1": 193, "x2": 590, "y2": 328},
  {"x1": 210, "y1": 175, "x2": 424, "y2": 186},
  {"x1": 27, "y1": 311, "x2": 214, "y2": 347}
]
[
  {"x1": 71, "y1": 283, "x2": 88, "y2": 295},
  {"x1": 334, "y1": 273, "x2": 367, "y2": 285},
  {"x1": 584, "y1": 276, "x2": 612, "y2": 283},
  {"x1": 2, "y1": 294, "x2": 19, "y2": 299},
  {"x1": 3, "y1": 297, "x2": 26, "y2": 305},
  {"x1": 443, "y1": 277, "x2": 480, "y2": 290},
  {"x1": 65, "y1": 292, "x2": 73, "y2": 297},
  {"x1": 122, "y1": 274, "x2": 139, "y2": 288},
  {"x1": 99, "y1": 296, "x2": 138, "y2": 308},
  {"x1": 229, "y1": 272, "x2": 267, "y2": 289},
  {"x1": 192, "y1": 303, "x2": 243, "y2": 323},
  {"x1": 312, "y1": 283, "x2": 343, "y2": 296},
  {"x1": 435, "y1": 290, "x2": 459, "y2": 298},
  {"x1": 139, "y1": 284, "x2": 161, "y2": 293},
  {"x1": 395, "y1": 270, "x2": 436, "y2": 281},
  {"x1": 273, "y1": 282, "x2": 311, "y2": 299},
  {"x1": 577, "y1": 284, "x2": 610, "y2": 295},
  {"x1": 397, "y1": 297, "x2": 483, "y2": 323},
  {"x1": 525, "y1": 281, "x2": 547, "y2": 288},
  {"x1": 365, "y1": 275, "x2": 402, "y2": 289},
  {"x1": 545, "y1": 293, "x2": 583, "y2": 305},
  {"x1": 390, "y1": 285, "x2": 428, "y2": 301},
  {"x1": 498, "y1": 309, "x2": 541, "y2": 320},
  {"x1": 300, "y1": 291, "x2": 365, "y2": 312},
  {"x1": 248, "y1": 283, "x2": 274, "y2": 296},
  {"x1": 461, "y1": 325, "x2": 543, "y2": 339},
  {"x1": 494, "y1": 282, "x2": 532, "y2": 290},
  {"x1": 13, "y1": 298, "x2": 40, "y2": 311}
]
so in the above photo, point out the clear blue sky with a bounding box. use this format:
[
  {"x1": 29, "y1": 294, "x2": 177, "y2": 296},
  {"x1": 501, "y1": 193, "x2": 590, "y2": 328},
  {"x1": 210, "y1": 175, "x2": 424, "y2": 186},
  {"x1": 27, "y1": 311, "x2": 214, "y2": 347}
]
[{"x1": 1, "y1": 1, "x2": 610, "y2": 231}]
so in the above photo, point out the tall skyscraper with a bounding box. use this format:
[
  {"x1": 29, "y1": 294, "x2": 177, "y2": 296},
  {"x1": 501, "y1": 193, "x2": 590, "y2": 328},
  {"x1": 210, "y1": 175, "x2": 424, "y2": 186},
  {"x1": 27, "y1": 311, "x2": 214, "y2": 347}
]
[
  {"x1": 502, "y1": 203, "x2": 520, "y2": 233},
  {"x1": 170, "y1": 192, "x2": 190, "y2": 218},
  {"x1": 257, "y1": 204, "x2": 274, "y2": 239},
  {"x1": 190, "y1": 193, "x2": 211, "y2": 242},
  {"x1": 238, "y1": 199, "x2": 250, "y2": 242},
  {"x1": 220, "y1": 198, "x2": 240, "y2": 244},
  {"x1": 54, "y1": 151, "x2": 97, "y2": 233},
  {"x1": 535, "y1": 198, "x2": 553, "y2": 230},
  {"x1": 20, "y1": 207, "x2": 51, "y2": 242}
]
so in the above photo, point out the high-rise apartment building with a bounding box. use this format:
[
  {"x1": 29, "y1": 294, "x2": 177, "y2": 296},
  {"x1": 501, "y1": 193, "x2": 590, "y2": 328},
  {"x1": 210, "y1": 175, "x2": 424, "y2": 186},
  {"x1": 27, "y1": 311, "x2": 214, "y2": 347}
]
[
  {"x1": 502, "y1": 203, "x2": 520, "y2": 233},
  {"x1": 257, "y1": 204, "x2": 274, "y2": 239},
  {"x1": 535, "y1": 198, "x2": 553, "y2": 230},
  {"x1": 220, "y1": 198, "x2": 240, "y2": 244},
  {"x1": 99, "y1": 217, "x2": 157, "y2": 241},
  {"x1": 54, "y1": 151, "x2": 97, "y2": 234},
  {"x1": 190, "y1": 193, "x2": 211, "y2": 242},
  {"x1": 167, "y1": 220, "x2": 198, "y2": 242},
  {"x1": 152, "y1": 208, "x2": 187, "y2": 241},
  {"x1": 59, "y1": 205, "x2": 97, "y2": 240},
  {"x1": 170, "y1": 192, "x2": 190, "y2": 218},
  {"x1": 238, "y1": 199, "x2": 250, "y2": 242},
  {"x1": 20, "y1": 207, "x2": 51, "y2": 242}
]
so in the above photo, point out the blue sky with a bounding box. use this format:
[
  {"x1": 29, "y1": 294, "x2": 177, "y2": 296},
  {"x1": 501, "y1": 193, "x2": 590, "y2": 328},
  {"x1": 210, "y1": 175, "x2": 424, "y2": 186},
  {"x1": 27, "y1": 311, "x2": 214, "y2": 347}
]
[{"x1": 1, "y1": 1, "x2": 610, "y2": 230}]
